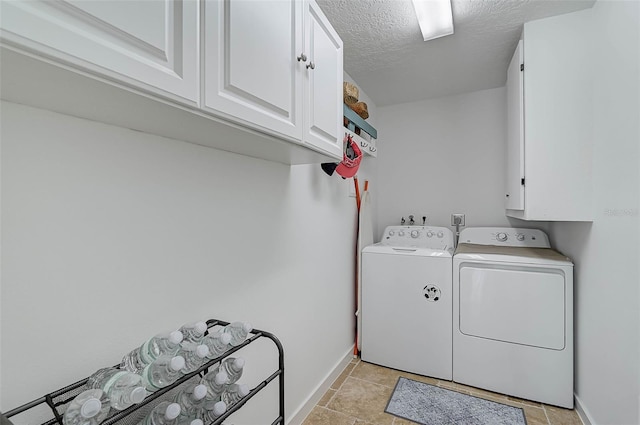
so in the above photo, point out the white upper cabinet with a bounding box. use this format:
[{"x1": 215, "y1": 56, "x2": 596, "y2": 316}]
[
  {"x1": 203, "y1": 0, "x2": 342, "y2": 159},
  {"x1": 0, "y1": 0, "x2": 344, "y2": 164},
  {"x1": 303, "y1": 0, "x2": 343, "y2": 158},
  {"x1": 203, "y1": 0, "x2": 304, "y2": 140},
  {"x1": 505, "y1": 10, "x2": 593, "y2": 221},
  {"x1": 0, "y1": 0, "x2": 199, "y2": 104},
  {"x1": 505, "y1": 40, "x2": 525, "y2": 211}
]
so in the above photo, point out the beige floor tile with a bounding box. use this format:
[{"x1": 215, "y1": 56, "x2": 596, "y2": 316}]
[
  {"x1": 468, "y1": 386, "x2": 510, "y2": 400},
  {"x1": 507, "y1": 395, "x2": 543, "y2": 408},
  {"x1": 545, "y1": 405, "x2": 582, "y2": 425},
  {"x1": 449, "y1": 382, "x2": 478, "y2": 393},
  {"x1": 301, "y1": 406, "x2": 356, "y2": 425},
  {"x1": 326, "y1": 377, "x2": 396, "y2": 425},
  {"x1": 317, "y1": 389, "x2": 337, "y2": 407},
  {"x1": 331, "y1": 362, "x2": 358, "y2": 390},
  {"x1": 522, "y1": 405, "x2": 550, "y2": 425},
  {"x1": 351, "y1": 361, "x2": 439, "y2": 388}
]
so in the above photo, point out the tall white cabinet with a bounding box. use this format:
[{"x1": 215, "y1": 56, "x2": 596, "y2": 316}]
[{"x1": 505, "y1": 10, "x2": 593, "y2": 221}]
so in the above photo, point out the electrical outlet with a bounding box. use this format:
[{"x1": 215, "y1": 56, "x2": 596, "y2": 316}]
[{"x1": 451, "y1": 214, "x2": 466, "y2": 226}]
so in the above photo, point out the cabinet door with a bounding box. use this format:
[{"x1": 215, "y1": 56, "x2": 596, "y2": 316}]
[
  {"x1": 204, "y1": 0, "x2": 303, "y2": 140},
  {"x1": 505, "y1": 40, "x2": 525, "y2": 210},
  {"x1": 303, "y1": 0, "x2": 343, "y2": 158},
  {"x1": 0, "y1": 0, "x2": 199, "y2": 104}
]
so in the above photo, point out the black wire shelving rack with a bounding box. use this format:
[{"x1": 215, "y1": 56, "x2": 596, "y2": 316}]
[{"x1": 3, "y1": 319, "x2": 285, "y2": 425}]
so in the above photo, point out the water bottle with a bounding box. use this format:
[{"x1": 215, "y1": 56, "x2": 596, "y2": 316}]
[
  {"x1": 202, "y1": 401, "x2": 227, "y2": 423},
  {"x1": 174, "y1": 382, "x2": 207, "y2": 419},
  {"x1": 121, "y1": 331, "x2": 184, "y2": 373},
  {"x1": 178, "y1": 321, "x2": 208, "y2": 344},
  {"x1": 221, "y1": 384, "x2": 249, "y2": 408},
  {"x1": 178, "y1": 343, "x2": 210, "y2": 374},
  {"x1": 62, "y1": 389, "x2": 110, "y2": 425},
  {"x1": 138, "y1": 401, "x2": 181, "y2": 425},
  {"x1": 86, "y1": 367, "x2": 147, "y2": 410},
  {"x1": 201, "y1": 370, "x2": 228, "y2": 404},
  {"x1": 209, "y1": 357, "x2": 245, "y2": 385},
  {"x1": 141, "y1": 355, "x2": 186, "y2": 392},
  {"x1": 178, "y1": 420, "x2": 203, "y2": 425},
  {"x1": 202, "y1": 331, "x2": 231, "y2": 359},
  {"x1": 222, "y1": 322, "x2": 252, "y2": 347}
]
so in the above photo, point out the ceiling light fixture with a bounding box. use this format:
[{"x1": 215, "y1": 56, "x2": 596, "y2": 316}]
[{"x1": 411, "y1": 0, "x2": 454, "y2": 41}]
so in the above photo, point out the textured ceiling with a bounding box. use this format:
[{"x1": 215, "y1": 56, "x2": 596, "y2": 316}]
[{"x1": 317, "y1": 0, "x2": 595, "y2": 106}]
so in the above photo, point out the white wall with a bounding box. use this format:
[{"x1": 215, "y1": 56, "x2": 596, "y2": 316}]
[
  {"x1": 376, "y1": 87, "x2": 536, "y2": 239},
  {"x1": 0, "y1": 101, "x2": 360, "y2": 423},
  {"x1": 549, "y1": 2, "x2": 640, "y2": 424}
]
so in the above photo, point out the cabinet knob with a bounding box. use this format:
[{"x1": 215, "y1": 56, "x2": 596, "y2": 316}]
[
  {"x1": 297, "y1": 53, "x2": 307, "y2": 62},
  {"x1": 306, "y1": 61, "x2": 315, "y2": 70},
  {"x1": 506, "y1": 194, "x2": 510, "y2": 197}
]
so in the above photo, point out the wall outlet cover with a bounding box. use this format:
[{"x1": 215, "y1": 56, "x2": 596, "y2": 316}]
[{"x1": 451, "y1": 214, "x2": 466, "y2": 226}]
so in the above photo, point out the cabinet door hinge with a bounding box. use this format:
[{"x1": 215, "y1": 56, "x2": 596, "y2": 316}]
[
  {"x1": 521, "y1": 177, "x2": 525, "y2": 186},
  {"x1": 520, "y1": 63, "x2": 524, "y2": 71}
]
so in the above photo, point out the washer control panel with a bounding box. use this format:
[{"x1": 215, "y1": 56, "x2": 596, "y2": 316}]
[
  {"x1": 381, "y1": 226, "x2": 453, "y2": 250},
  {"x1": 458, "y1": 227, "x2": 550, "y2": 248}
]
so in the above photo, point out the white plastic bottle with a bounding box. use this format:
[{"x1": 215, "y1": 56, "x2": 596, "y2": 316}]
[
  {"x1": 178, "y1": 420, "x2": 203, "y2": 425},
  {"x1": 202, "y1": 331, "x2": 231, "y2": 359},
  {"x1": 209, "y1": 357, "x2": 245, "y2": 385},
  {"x1": 178, "y1": 343, "x2": 210, "y2": 374},
  {"x1": 86, "y1": 367, "x2": 147, "y2": 410},
  {"x1": 201, "y1": 401, "x2": 227, "y2": 423},
  {"x1": 62, "y1": 389, "x2": 110, "y2": 425},
  {"x1": 141, "y1": 355, "x2": 186, "y2": 392},
  {"x1": 174, "y1": 382, "x2": 207, "y2": 419},
  {"x1": 139, "y1": 401, "x2": 181, "y2": 425},
  {"x1": 178, "y1": 321, "x2": 208, "y2": 344},
  {"x1": 201, "y1": 370, "x2": 228, "y2": 403},
  {"x1": 221, "y1": 384, "x2": 249, "y2": 408},
  {"x1": 222, "y1": 322, "x2": 252, "y2": 347},
  {"x1": 121, "y1": 331, "x2": 184, "y2": 373}
]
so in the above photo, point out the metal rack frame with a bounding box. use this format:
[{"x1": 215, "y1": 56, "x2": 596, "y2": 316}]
[{"x1": 4, "y1": 319, "x2": 285, "y2": 425}]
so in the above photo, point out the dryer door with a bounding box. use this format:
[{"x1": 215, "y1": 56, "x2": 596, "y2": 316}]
[{"x1": 459, "y1": 265, "x2": 566, "y2": 350}]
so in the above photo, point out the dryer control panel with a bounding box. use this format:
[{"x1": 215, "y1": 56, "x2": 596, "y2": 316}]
[
  {"x1": 381, "y1": 226, "x2": 453, "y2": 250},
  {"x1": 458, "y1": 227, "x2": 550, "y2": 248}
]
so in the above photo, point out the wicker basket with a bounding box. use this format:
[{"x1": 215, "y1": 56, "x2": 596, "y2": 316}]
[
  {"x1": 343, "y1": 82, "x2": 359, "y2": 105},
  {"x1": 349, "y1": 102, "x2": 369, "y2": 120}
]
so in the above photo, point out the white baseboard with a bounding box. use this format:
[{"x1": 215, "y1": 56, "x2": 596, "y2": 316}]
[
  {"x1": 287, "y1": 346, "x2": 355, "y2": 425},
  {"x1": 575, "y1": 394, "x2": 595, "y2": 425}
]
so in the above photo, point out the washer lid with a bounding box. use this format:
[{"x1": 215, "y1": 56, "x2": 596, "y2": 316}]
[{"x1": 455, "y1": 243, "x2": 572, "y2": 265}]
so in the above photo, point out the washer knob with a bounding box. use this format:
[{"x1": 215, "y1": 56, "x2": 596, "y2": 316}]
[
  {"x1": 399, "y1": 231, "x2": 405, "y2": 237},
  {"x1": 437, "y1": 231, "x2": 444, "y2": 238},
  {"x1": 496, "y1": 232, "x2": 508, "y2": 242},
  {"x1": 426, "y1": 231, "x2": 434, "y2": 238},
  {"x1": 389, "y1": 231, "x2": 395, "y2": 236},
  {"x1": 516, "y1": 233, "x2": 525, "y2": 241},
  {"x1": 410, "y1": 230, "x2": 419, "y2": 238}
]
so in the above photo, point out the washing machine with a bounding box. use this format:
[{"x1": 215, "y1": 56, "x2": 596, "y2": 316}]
[
  {"x1": 453, "y1": 227, "x2": 574, "y2": 408},
  {"x1": 361, "y1": 225, "x2": 454, "y2": 380}
]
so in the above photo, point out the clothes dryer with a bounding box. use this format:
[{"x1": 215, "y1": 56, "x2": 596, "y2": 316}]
[
  {"x1": 362, "y1": 226, "x2": 454, "y2": 380},
  {"x1": 453, "y1": 227, "x2": 574, "y2": 408}
]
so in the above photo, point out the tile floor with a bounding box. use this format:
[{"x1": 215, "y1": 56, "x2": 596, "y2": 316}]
[{"x1": 301, "y1": 358, "x2": 583, "y2": 425}]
